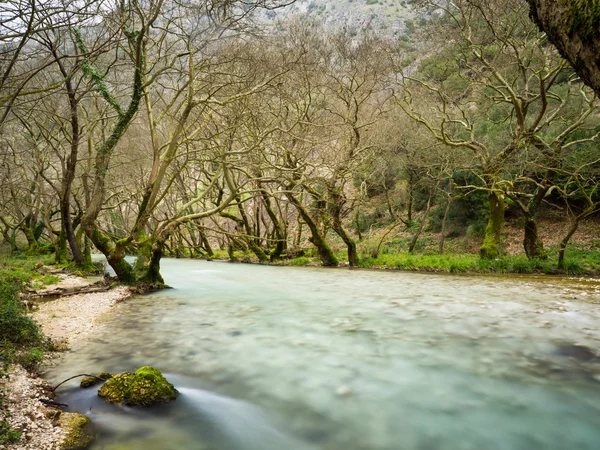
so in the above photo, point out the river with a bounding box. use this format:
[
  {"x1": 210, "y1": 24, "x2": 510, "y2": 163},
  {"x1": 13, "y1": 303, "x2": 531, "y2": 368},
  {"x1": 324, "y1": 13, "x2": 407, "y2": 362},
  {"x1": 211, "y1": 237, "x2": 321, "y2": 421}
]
[{"x1": 46, "y1": 259, "x2": 600, "y2": 450}]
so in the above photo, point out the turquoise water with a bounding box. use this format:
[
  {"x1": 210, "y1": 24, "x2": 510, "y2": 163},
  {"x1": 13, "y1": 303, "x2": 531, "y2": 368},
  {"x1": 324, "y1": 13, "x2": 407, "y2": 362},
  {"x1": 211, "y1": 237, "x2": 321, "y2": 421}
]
[{"x1": 47, "y1": 260, "x2": 600, "y2": 449}]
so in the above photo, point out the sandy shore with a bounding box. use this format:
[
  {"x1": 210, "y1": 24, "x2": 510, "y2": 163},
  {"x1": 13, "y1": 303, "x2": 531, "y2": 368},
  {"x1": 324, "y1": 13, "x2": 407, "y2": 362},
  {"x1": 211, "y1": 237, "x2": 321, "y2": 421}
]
[{"x1": 1, "y1": 275, "x2": 131, "y2": 450}]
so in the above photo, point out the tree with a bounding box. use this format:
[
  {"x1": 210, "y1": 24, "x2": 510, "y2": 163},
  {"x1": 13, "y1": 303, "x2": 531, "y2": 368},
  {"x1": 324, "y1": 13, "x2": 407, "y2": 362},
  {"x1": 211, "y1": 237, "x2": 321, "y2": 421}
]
[
  {"x1": 398, "y1": 0, "x2": 600, "y2": 259},
  {"x1": 527, "y1": 0, "x2": 600, "y2": 96}
]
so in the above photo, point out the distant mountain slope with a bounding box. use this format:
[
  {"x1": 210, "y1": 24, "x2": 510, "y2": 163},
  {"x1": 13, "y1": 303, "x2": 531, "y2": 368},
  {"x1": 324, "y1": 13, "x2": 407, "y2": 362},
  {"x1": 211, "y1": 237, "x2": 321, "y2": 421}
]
[{"x1": 259, "y1": 0, "x2": 418, "y2": 36}]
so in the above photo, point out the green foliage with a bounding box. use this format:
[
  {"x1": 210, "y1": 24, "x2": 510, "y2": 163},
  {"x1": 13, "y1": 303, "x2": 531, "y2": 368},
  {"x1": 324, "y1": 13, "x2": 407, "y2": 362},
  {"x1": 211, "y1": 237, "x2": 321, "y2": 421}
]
[
  {"x1": 0, "y1": 420, "x2": 22, "y2": 444},
  {"x1": 41, "y1": 274, "x2": 61, "y2": 285},
  {"x1": 560, "y1": 245, "x2": 600, "y2": 273},
  {"x1": 0, "y1": 252, "x2": 58, "y2": 370}
]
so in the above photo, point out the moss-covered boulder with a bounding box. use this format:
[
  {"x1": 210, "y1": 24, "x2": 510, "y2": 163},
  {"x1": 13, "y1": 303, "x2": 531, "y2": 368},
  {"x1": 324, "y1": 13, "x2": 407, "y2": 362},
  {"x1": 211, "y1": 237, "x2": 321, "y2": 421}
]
[
  {"x1": 58, "y1": 412, "x2": 95, "y2": 450},
  {"x1": 80, "y1": 372, "x2": 113, "y2": 388},
  {"x1": 97, "y1": 366, "x2": 178, "y2": 406}
]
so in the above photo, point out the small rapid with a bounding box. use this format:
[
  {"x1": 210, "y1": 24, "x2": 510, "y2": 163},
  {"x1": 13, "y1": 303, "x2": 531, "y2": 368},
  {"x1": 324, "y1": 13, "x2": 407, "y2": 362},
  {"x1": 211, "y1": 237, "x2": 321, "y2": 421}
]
[{"x1": 46, "y1": 260, "x2": 600, "y2": 450}]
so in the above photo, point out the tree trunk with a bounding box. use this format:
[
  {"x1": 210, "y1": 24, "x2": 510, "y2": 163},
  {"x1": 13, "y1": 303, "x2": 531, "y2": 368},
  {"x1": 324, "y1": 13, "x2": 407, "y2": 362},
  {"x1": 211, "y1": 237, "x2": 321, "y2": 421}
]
[
  {"x1": 21, "y1": 222, "x2": 38, "y2": 251},
  {"x1": 354, "y1": 209, "x2": 363, "y2": 241},
  {"x1": 227, "y1": 241, "x2": 237, "y2": 262},
  {"x1": 480, "y1": 191, "x2": 505, "y2": 259},
  {"x1": 199, "y1": 228, "x2": 214, "y2": 257},
  {"x1": 90, "y1": 229, "x2": 135, "y2": 282},
  {"x1": 523, "y1": 214, "x2": 546, "y2": 259},
  {"x1": 234, "y1": 196, "x2": 268, "y2": 262},
  {"x1": 408, "y1": 186, "x2": 435, "y2": 254},
  {"x1": 558, "y1": 206, "x2": 596, "y2": 269},
  {"x1": 438, "y1": 185, "x2": 453, "y2": 254},
  {"x1": 286, "y1": 191, "x2": 338, "y2": 266},
  {"x1": 557, "y1": 220, "x2": 580, "y2": 270},
  {"x1": 139, "y1": 241, "x2": 165, "y2": 285},
  {"x1": 294, "y1": 219, "x2": 303, "y2": 248},
  {"x1": 0, "y1": 218, "x2": 18, "y2": 253},
  {"x1": 259, "y1": 188, "x2": 285, "y2": 261},
  {"x1": 76, "y1": 227, "x2": 93, "y2": 268},
  {"x1": 528, "y1": 0, "x2": 600, "y2": 97},
  {"x1": 329, "y1": 188, "x2": 357, "y2": 266},
  {"x1": 55, "y1": 228, "x2": 68, "y2": 264},
  {"x1": 80, "y1": 22, "x2": 147, "y2": 283},
  {"x1": 51, "y1": 39, "x2": 84, "y2": 266},
  {"x1": 406, "y1": 171, "x2": 415, "y2": 227}
]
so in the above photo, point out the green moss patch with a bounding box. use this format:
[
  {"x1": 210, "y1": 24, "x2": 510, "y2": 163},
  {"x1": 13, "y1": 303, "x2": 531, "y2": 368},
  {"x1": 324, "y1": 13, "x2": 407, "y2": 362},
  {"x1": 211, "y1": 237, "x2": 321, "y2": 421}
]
[
  {"x1": 58, "y1": 412, "x2": 95, "y2": 450},
  {"x1": 97, "y1": 366, "x2": 178, "y2": 406}
]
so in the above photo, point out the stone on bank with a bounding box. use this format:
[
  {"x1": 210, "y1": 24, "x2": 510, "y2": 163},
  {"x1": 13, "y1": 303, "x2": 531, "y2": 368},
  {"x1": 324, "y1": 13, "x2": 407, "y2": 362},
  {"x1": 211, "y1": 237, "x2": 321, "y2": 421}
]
[{"x1": 58, "y1": 412, "x2": 95, "y2": 450}]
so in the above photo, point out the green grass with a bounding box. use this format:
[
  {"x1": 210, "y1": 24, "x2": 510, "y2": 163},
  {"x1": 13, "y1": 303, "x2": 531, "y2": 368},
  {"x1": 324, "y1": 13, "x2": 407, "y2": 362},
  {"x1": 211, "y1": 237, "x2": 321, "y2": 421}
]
[
  {"x1": 206, "y1": 240, "x2": 600, "y2": 276},
  {"x1": 287, "y1": 257, "x2": 313, "y2": 266},
  {"x1": 356, "y1": 250, "x2": 600, "y2": 275}
]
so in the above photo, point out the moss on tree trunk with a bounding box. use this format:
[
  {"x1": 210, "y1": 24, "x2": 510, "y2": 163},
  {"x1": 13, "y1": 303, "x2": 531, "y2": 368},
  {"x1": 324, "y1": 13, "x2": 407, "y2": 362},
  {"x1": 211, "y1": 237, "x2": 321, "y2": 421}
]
[
  {"x1": 480, "y1": 191, "x2": 505, "y2": 259},
  {"x1": 523, "y1": 215, "x2": 546, "y2": 259},
  {"x1": 139, "y1": 242, "x2": 165, "y2": 285},
  {"x1": 286, "y1": 192, "x2": 338, "y2": 266}
]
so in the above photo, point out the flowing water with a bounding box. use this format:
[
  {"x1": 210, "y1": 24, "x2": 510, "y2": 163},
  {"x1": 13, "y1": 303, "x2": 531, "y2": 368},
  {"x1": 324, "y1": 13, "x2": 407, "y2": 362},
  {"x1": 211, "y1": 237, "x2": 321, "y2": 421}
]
[{"x1": 46, "y1": 259, "x2": 600, "y2": 450}]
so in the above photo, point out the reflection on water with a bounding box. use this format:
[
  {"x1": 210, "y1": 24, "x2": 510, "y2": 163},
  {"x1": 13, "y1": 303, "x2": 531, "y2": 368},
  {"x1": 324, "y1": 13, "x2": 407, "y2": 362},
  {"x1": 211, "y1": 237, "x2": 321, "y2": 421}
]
[{"x1": 47, "y1": 260, "x2": 600, "y2": 450}]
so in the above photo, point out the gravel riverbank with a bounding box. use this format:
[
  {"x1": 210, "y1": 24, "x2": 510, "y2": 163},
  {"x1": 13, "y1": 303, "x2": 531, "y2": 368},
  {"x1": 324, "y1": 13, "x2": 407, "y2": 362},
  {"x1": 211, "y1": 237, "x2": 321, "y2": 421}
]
[{"x1": 1, "y1": 275, "x2": 131, "y2": 450}]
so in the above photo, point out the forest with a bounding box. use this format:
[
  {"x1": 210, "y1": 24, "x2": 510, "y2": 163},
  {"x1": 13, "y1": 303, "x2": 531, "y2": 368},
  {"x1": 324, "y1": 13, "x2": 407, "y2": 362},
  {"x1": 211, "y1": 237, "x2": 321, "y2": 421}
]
[{"x1": 1, "y1": 0, "x2": 599, "y2": 284}]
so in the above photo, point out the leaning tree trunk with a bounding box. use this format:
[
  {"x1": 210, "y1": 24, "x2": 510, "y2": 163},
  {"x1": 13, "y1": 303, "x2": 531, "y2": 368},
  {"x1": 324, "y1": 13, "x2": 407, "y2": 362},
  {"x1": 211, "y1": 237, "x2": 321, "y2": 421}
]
[
  {"x1": 480, "y1": 191, "x2": 505, "y2": 259},
  {"x1": 558, "y1": 205, "x2": 596, "y2": 269},
  {"x1": 286, "y1": 191, "x2": 338, "y2": 266},
  {"x1": 198, "y1": 228, "x2": 214, "y2": 257},
  {"x1": 528, "y1": 0, "x2": 600, "y2": 97},
  {"x1": 329, "y1": 188, "x2": 357, "y2": 266},
  {"x1": 558, "y1": 221, "x2": 580, "y2": 270},
  {"x1": 408, "y1": 185, "x2": 436, "y2": 254}
]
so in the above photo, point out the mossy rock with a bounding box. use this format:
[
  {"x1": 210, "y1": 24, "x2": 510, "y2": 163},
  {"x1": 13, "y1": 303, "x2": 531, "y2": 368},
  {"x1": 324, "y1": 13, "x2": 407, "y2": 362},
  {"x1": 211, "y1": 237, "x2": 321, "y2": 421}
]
[
  {"x1": 80, "y1": 372, "x2": 113, "y2": 388},
  {"x1": 58, "y1": 412, "x2": 95, "y2": 450},
  {"x1": 97, "y1": 366, "x2": 178, "y2": 406}
]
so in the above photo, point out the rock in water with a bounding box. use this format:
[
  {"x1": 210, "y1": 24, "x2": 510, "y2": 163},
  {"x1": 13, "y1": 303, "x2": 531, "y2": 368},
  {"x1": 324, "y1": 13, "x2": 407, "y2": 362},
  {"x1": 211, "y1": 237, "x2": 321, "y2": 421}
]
[
  {"x1": 80, "y1": 371, "x2": 113, "y2": 388},
  {"x1": 58, "y1": 412, "x2": 95, "y2": 450},
  {"x1": 97, "y1": 366, "x2": 178, "y2": 406}
]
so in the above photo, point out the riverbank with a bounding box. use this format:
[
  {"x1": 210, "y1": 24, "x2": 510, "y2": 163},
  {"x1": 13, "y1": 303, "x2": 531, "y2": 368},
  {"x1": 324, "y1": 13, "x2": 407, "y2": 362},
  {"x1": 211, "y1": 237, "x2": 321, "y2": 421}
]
[
  {"x1": 1, "y1": 267, "x2": 131, "y2": 450},
  {"x1": 204, "y1": 217, "x2": 600, "y2": 276},
  {"x1": 209, "y1": 250, "x2": 600, "y2": 277}
]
